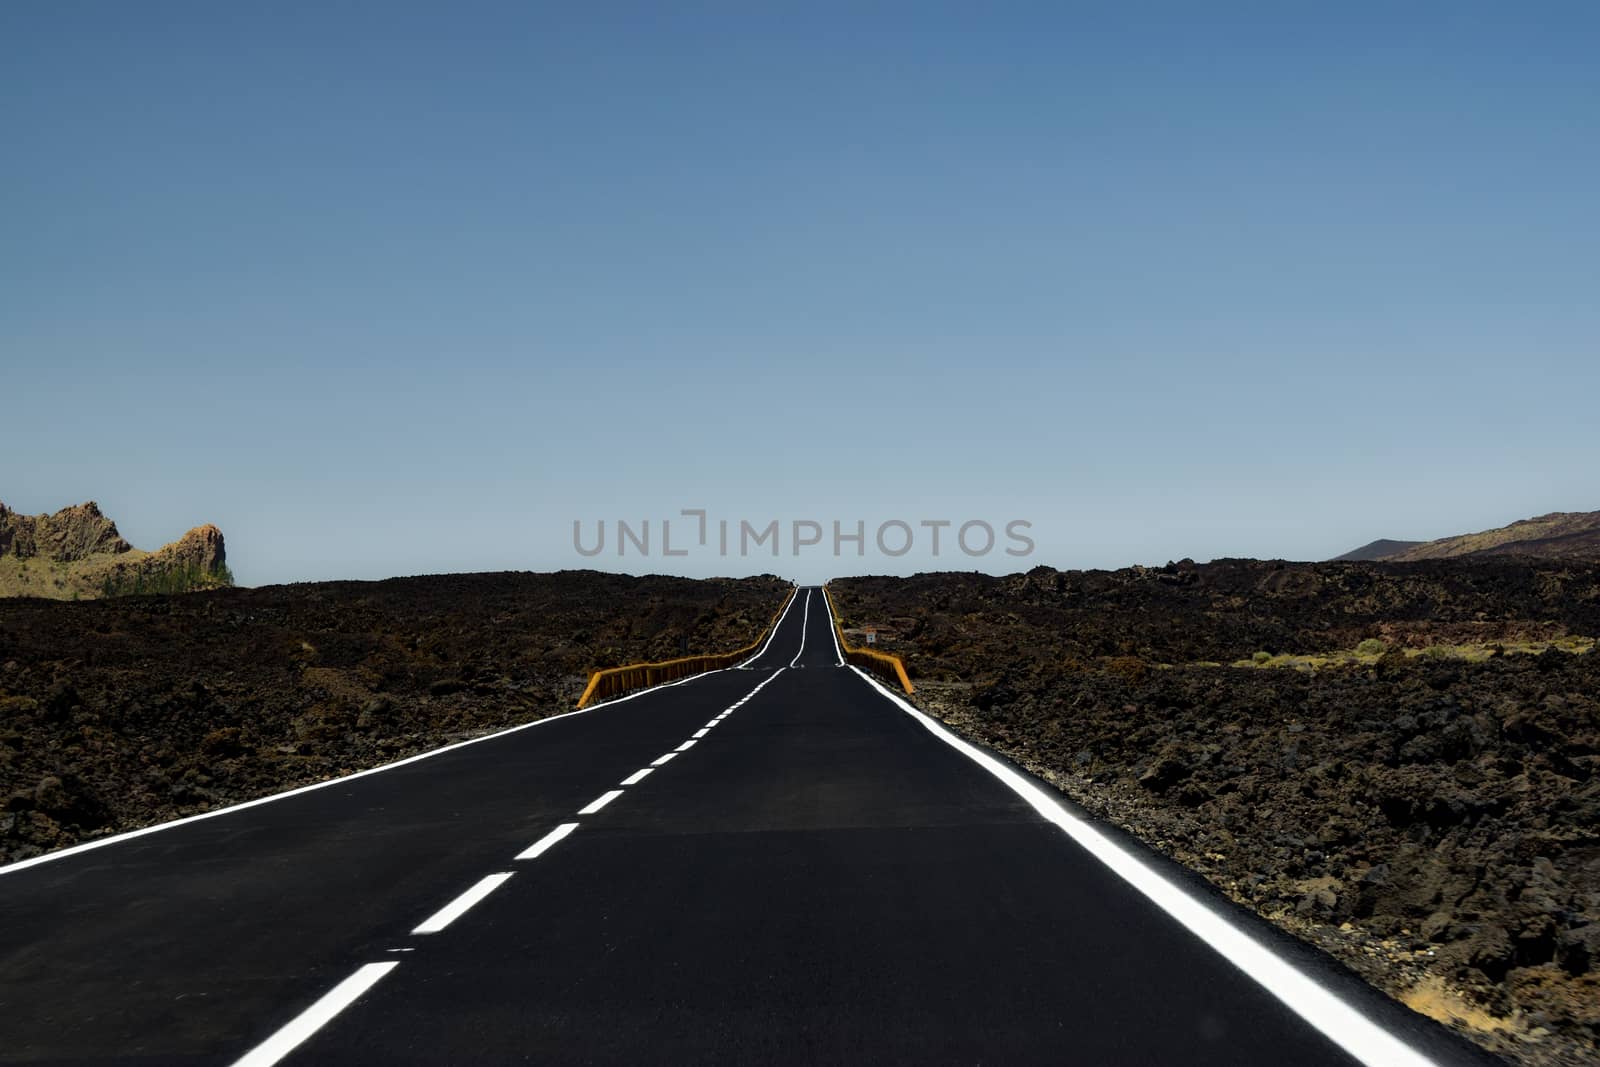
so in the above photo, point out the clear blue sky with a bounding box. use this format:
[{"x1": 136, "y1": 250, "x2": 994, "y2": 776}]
[{"x1": 5, "y1": 2, "x2": 1597, "y2": 586}]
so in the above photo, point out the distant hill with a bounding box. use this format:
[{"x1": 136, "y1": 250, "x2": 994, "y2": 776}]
[
  {"x1": 1332, "y1": 539, "x2": 1424, "y2": 562},
  {"x1": 1334, "y1": 510, "x2": 1600, "y2": 563},
  {"x1": 0, "y1": 501, "x2": 230, "y2": 599}
]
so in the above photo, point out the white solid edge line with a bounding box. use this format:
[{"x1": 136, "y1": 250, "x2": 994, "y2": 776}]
[
  {"x1": 788, "y1": 588, "x2": 812, "y2": 668},
  {"x1": 515, "y1": 822, "x2": 579, "y2": 861},
  {"x1": 231, "y1": 961, "x2": 399, "y2": 1067},
  {"x1": 6, "y1": 585, "x2": 802, "y2": 879},
  {"x1": 650, "y1": 752, "x2": 679, "y2": 767},
  {"x1": 736, "y1": 581, "x2": 801, "y2": 668},
  {"x1": 674, "y1": 739, "x2": 699, "y2": 752},
  {"x1": 822, "y1": 581, "x2": 845, "y2": 666},
  {"x1": 412, "y1": 871, "x2": 515, "y2": 934},
  {"x1": 577, "y1": 789, "x2": 624, "y2": 815},
  {"x1": 0, "y1": 650, "x2": 730, "y2": 878},
  {"x1": 843, "y1": 665, "x2": 1443, "y2": 1067},
  {"x1": 619, "y1": 767, "x2": 653, "y2": 786}
]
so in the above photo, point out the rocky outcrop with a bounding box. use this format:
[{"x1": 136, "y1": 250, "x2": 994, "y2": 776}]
[
  {"x1": 94, "y1": 523, "x2": 229, "y2": 598},
  {"x1": 0, "y1": 501, "x2": 228, "y2": 600},
  {"x1": 149, "y1": 523, "x2": 225, "y2": 573},
  {"x1": 0, "y1": 502, "x2": 132, "y2": 562}
]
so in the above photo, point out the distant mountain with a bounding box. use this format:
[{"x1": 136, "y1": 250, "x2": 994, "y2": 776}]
[
  {"x1": 1332, "y1": 539, "x2": 1424, "y2": 562},
  {"x1": 0, "y1": 501, "x2": 230, "y2": 599},
  {"x1": 1334, "y1": 510, "x2": 1600, "y2": 563}
]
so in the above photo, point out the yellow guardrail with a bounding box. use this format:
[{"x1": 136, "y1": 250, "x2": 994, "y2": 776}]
[
  {"x1": 576, "y1": 585, "x2": 797, "y2": 708},
  {"x1": 822, "y1": 583, "x2": 914, "y2": 694}
]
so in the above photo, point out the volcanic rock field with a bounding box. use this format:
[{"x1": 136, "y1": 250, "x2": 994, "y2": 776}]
[{"x1": 830, "y1": 559, "x2": 1600, "y2": 1067}]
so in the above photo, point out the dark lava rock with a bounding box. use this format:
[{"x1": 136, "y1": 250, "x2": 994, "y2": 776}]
[
  {"x1": 1137, "y1": 745, "x2": 1193, "y2": 794},
  {"x1": 1556, "y1": 924, "x2": 1600, "y2": 976},
  {"x1": 831, "y1": 561, "x2": 1600, "y2": 1066},
  {"x1": 0, "y1": 570, "x2": 790, "y2": 865}
]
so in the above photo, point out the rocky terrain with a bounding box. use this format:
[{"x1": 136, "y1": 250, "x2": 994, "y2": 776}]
[
  {"x1": 1339, "y1": 510, "x2": 1600, "y2": 563},
  {"x1": 0, "y1": 500, "x2": 231, "y2": 599},
  {"x1": 0, "y1": 571, "x2": 787, "y2": 865},
  {"x1": 830, "y1": 559, "x2": 1600, "y2": 1067}
]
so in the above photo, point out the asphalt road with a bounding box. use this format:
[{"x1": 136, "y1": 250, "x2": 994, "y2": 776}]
[{"x1": 0, "y1": 587, "x2": 1495, "y2": 1065}]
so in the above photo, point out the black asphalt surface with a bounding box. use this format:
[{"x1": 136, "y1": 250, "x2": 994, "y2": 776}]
[{"x1": 0, "y1": 587, "x2": 1495, "y2": 1065}]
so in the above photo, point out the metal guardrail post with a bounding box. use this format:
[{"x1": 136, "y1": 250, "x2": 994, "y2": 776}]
[
  {"x1": 821, "y1": 583, "x2": 914, "y2": 695},
  {"x1": 576, "y1": 585, "x2": 799, "y2": 708}
]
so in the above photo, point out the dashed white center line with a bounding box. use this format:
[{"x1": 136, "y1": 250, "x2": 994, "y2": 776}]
[
  {"x1": 577, "y1": 789, "x2": 624, "y2": 814},
  {"x1": 515, "y1": 822, "x2": 578, "y2": 860},
  {"x1": 231, "y1": 962, "x2": 400, "y2": 1067},
  {"x1": 412, "y1": 872, "x2": 515, "y2": 935},
  {"x1": 233, "y1": 665, "x2": 794, "y2": 1067}
]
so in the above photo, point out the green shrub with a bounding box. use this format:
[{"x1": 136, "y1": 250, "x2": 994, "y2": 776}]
[
  {"x1": 99, "y1": 561, "x2": 235, "y2": 599},
  {"x1": 1356, "y1": 638, "x2": 1387, "y2": 656},
  {"x1": 1251, "y1": 651, "x2": 1272, "y2": 664}
]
